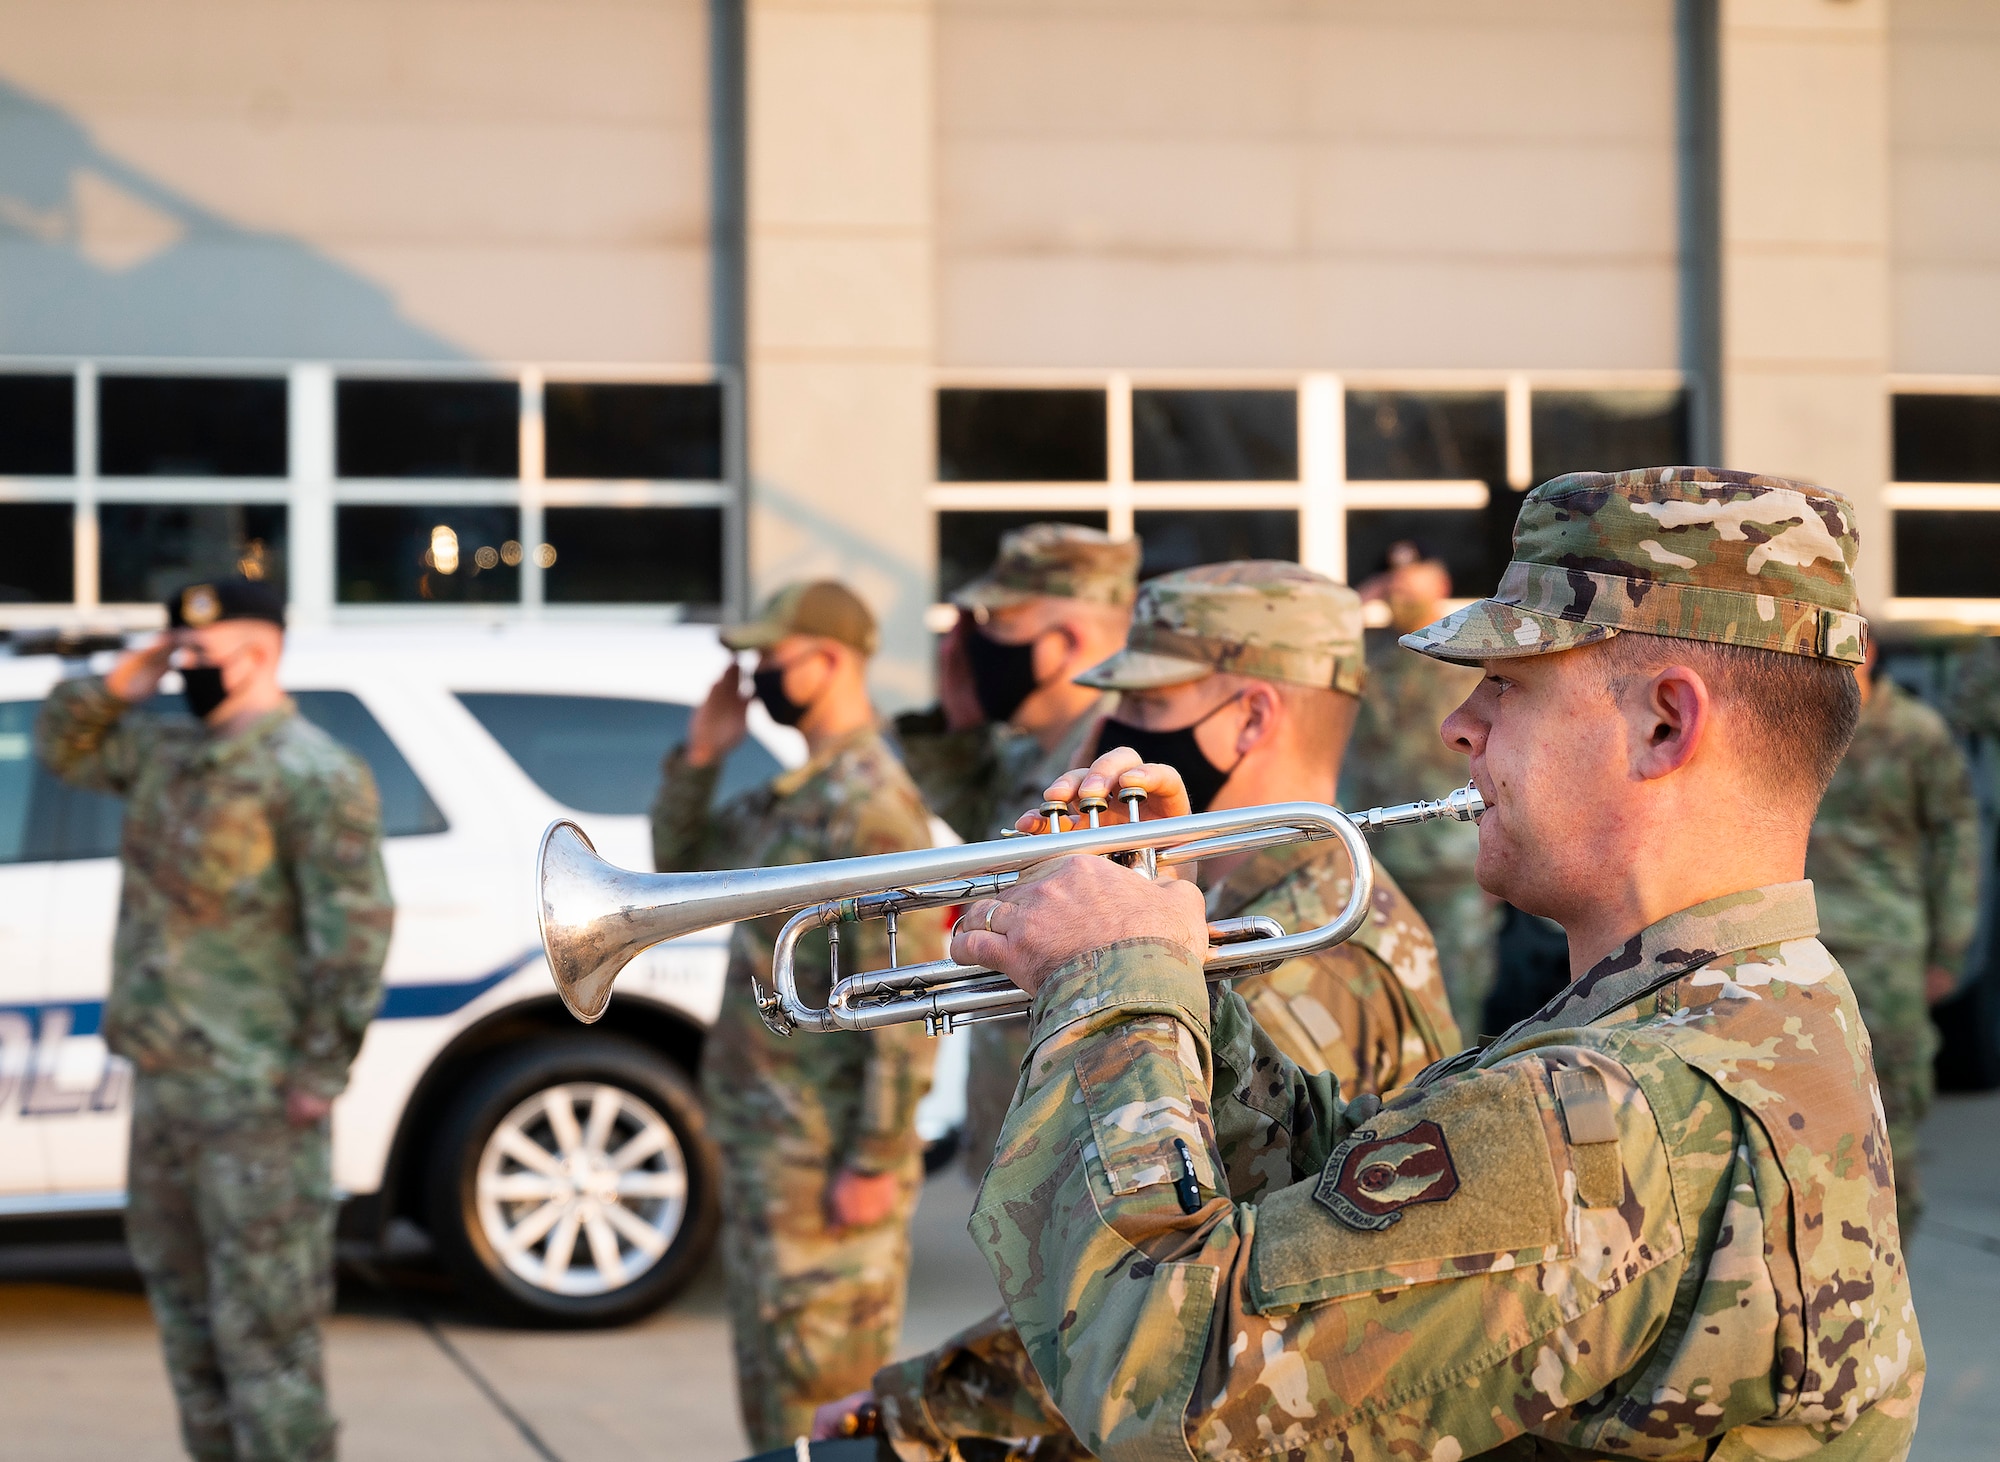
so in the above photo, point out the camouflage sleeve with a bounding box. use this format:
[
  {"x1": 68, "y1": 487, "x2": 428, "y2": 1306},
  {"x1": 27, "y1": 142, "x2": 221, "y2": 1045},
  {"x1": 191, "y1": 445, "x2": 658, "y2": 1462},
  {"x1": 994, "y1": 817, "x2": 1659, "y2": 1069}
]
[
  {"x1": 891, "y1": 707, "x2": 1000, "y2": 844},
  {"x1": 974, "y1": 942, "x2": 1698, "y2": 1462},
  {"x1": 831, "y1": 788, "x2": 947, "y2": 1175},
  {"x1": 1207, "y1": 981, "x2": 1349, "y2": 1202},
  {"x1": 33, "y1": 675, "x2": 156, "y2": 796},
  {"x1": 1917, "y1": 715, "x2": 1982, "y2": 974},
  {"x1": 283, "y1": 752, "x2": 394, "y2": 1099},
  {"x1": 650, "y1": 744, "x2": 723, "y2": 872},
  {"x1": 872, "y1": 1307, "x2": 1076, "y2": 1461}
]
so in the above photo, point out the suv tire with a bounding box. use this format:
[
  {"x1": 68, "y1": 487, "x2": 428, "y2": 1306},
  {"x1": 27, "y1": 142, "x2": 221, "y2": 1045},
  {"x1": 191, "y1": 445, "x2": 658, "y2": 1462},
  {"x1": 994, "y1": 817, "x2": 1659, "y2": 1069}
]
[{"x1": 428, "y1": 1034, "x2": 720, "y2": 1326}]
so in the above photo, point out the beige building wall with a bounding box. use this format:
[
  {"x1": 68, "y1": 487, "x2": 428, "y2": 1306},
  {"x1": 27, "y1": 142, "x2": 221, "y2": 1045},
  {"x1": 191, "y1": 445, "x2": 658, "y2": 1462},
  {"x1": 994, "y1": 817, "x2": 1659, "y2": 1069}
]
[
  {"x1": 0, "y1": 0, "x2": 710, "y2": 364},
  {"x1": 1891, "y1": 0, "x2": 2000, "y2": 376},
  {"x1": 1719, "y1": 0, "x2": 1892, "y2": 610},
  {"x1": 745, "y1": 0, "x2": 937, "y2": 705},
  {"x1": 935, "y1": 0, "x2": 1680, "y2": 370}
]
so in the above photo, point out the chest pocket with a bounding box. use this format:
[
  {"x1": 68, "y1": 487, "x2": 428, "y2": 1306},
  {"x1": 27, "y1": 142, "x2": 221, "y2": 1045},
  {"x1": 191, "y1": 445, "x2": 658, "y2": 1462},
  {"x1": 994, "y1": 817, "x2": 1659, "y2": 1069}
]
[{"x1": 1249, "y1": 1059, "x2": 1572, "y2": 1313}]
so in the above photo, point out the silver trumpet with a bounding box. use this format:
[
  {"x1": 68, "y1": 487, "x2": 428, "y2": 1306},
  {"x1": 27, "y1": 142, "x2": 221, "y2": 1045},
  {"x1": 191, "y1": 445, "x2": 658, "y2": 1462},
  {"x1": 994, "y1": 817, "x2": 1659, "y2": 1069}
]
[{"x1": 537, "y1": 783, "x2": 1483, "y2": 1034}]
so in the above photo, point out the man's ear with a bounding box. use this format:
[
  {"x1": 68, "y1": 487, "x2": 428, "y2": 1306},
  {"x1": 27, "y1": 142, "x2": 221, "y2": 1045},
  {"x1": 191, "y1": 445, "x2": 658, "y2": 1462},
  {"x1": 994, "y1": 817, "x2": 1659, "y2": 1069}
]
[
  {"x1": 1235, "y1": 681, "x2": 1283, "y2": 759},
  {"x1": 1031, "y1": 623, "x2": 1079, "y2": 683},
  {"x1": 1631, "y1": 664, "x2": 1712, "y2": 781}
]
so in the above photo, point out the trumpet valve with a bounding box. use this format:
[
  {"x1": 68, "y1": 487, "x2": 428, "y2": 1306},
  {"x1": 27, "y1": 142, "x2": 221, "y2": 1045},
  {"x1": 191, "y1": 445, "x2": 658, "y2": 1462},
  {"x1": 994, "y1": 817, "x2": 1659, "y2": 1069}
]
[
  {"x1": 1077, "y1": 794, "x2": 1108, "y2": 829},
  {"x1": 1039, "y1": 799, "x2": 1069, "y2": 834},
  {"x1": 1118, "y1": 785, "x2": 1147, "y2": 822}
]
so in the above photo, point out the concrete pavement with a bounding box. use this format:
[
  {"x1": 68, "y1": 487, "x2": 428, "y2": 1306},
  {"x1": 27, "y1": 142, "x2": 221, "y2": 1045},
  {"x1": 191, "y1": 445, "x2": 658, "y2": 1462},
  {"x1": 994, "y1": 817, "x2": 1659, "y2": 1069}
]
[{"x1": 2, "y1": 1092, "x2": 1995, "y2": 1461}]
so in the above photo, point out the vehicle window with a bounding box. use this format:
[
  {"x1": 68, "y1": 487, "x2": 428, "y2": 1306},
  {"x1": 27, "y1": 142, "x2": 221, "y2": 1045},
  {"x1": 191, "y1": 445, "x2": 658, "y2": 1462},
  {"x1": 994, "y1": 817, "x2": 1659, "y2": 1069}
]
[
  {"x1": 291, "y1": 691, "x2": 449, "y2": 838},
  {"x1": 455, "y1": 692, "x2": 783, "y2": 815},
  {"x1": 1, "y1": 697, "x2": 129, "y2": 863}
]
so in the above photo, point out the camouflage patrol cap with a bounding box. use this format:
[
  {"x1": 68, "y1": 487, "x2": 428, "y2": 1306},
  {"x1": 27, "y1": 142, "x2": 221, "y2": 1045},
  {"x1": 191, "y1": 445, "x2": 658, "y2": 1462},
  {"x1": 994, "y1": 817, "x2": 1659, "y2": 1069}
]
[
  {"x1": 165, "y1": 576, "x2": 285, "y2": 629},
  {"x1": 720, "y1": 580, "x2": 878, "y2": 656},
  {"x1": 1402, "y1": 467, "x2": 1867, "y2": 666},
  {"x1": 1076, "y1": 561, "x2": 1366, "y2": 694},
  {"x1": 952, "y1": 523, "x2": 1142, "y2": 611}
]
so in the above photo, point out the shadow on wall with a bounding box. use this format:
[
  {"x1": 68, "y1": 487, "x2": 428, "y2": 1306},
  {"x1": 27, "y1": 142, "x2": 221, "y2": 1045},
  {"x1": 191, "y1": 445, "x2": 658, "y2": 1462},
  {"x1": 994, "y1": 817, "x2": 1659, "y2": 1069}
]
[{"x1": 0, "y1": 77, "x2": 463, "y2": 361}]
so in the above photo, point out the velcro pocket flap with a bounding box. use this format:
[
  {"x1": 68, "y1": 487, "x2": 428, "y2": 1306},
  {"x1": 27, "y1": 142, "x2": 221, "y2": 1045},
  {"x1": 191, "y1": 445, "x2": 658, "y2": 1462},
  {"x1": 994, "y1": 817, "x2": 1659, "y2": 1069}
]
[
  {"x1": 1076, "y1": 1016, "x2": 1217, "y2": 1197},
  {"x1": 1249, "y1": 1060, "x2": 1571, "y2": 1312}
]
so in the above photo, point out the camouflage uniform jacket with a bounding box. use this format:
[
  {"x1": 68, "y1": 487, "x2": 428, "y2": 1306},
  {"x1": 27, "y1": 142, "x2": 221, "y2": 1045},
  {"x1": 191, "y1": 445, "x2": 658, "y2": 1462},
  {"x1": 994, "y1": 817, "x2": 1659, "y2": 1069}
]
[
  {"x1": 1338, "y1": 640, "x2": 1481, "y2": 888},
  {"x1": 1211, "y1": 842, "x2": 1459, "y2": 1098},
  {"x1": 652, "y1": 725, "x2": 944, "y2": 1173},
  {"x1": 34, "y1": 677, "x2": 392, "y2": 1106},
  {"x1": 1806, "y1": 678, "x2": 1980, "y2": 972},
  {"x1": 970, "y1": 881, "x2": 1922, "y2": 1461},
  {"x1": 896, "y1": 692, "x2": 1121, "y2": 844}
]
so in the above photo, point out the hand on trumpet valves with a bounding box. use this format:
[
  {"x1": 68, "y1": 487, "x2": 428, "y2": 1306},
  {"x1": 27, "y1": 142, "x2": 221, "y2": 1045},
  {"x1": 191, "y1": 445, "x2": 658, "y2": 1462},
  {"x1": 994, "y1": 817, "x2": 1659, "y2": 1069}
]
[
  {"x1": 951, "y1": 854, "x2": 1211, "y2": 997},
  {"x1": 1016, "y1": 746, "x2": 1193, "y2": 832}
]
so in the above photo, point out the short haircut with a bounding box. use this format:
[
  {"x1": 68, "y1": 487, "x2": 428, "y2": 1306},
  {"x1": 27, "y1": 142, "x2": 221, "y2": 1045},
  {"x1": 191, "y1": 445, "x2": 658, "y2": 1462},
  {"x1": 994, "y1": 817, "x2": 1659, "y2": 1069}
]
[{"x1": 1596, "y1": 632, "x2": 1860, "y2": 800}]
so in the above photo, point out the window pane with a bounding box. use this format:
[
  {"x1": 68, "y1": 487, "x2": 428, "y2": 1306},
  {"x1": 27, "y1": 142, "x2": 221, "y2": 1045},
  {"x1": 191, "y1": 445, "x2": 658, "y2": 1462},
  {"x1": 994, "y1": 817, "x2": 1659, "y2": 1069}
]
[
  {"x1": 1133, "y1": 510, "x2": 1297, "y2": 580},
  {"x1": 938, "y1": 389, "x2": 1107, "y2": 481},
  {"x1": 456, "y1": 692, "x2": 782, "y2": 815},
  {"x1": 1346, "y1": 509, "x2": 1493, "y2": 597},
  {"x1": 290, "y1": 691, "x2": 448, "y2": 837},
  {"x1": 1532, "y1": 390, "x2": 1689, "y2": 482},
  {"x1": 0, "y1": 701, "x2": 32, "y2": 862},
  {"x1": 1133, "y1": 390, "x2": 1297, "y2": 481},
  {"x1": 1893, "y1": 511, "x2": 2000, "y2": 598},
  {"x1": 1345, "y1": 391, "x2": 1505, "y2": 482},
  {"x1": 0, "y1": 504, "x2": 74, "y2": 603},
  {"x1": 99, "y1": 375, "x2": 286, "y2": 478},
  {"x1": 0, "y1": 374, "x2": 74, "y2": 474},
  {"x1": 936, "y1": 509, "x2": 1108, "y2": 601},
  {"x1": 544, "y1": 383, "x2": 724, "y2": 480},
  {"x1": 542, "y1": 507, "x2": 723, "y2": 605},
  {"x1": 337, "y1": 379, "x2": 519, "y2": 479},
  {"x1": 1894, "y1": 394, "x2": 2000, "y2": 482},
  {"x1": 337, "y1": 505, "x2": 520, "y2": 604},
  {"x1": 99, "y1": 503, "x2": 287, "y2": 604}
]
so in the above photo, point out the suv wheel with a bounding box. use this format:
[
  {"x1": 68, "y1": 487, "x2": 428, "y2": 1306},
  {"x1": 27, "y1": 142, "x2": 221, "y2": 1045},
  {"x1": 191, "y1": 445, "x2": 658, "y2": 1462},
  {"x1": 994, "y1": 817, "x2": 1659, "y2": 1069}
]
[{"x1": 428, "y1": 1035, "x2": 719, "y2": 1325}]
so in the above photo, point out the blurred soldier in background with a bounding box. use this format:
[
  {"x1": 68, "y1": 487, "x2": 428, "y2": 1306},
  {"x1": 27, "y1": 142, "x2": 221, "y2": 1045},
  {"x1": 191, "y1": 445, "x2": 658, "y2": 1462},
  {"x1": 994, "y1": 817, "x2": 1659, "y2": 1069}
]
[
  {"x1": 653, "y1": 580, "x2": 947, "y2": 1450},
  {"x1": 1343, "y1": 540, "x2": 1500, "y2": 1031},
  {"x1": 819, "y1": 561, "x2": 1461, "y2": 1459},
  {"x1": 36, "y1": 578, "x2": 391, "y2": 1462},
  {"x1": 894, "y1": 524, "x2": 1138, "y2": 1180},
  {"x1": 1806, "y1": 629, "x2": 1981, "y2": 1233}
]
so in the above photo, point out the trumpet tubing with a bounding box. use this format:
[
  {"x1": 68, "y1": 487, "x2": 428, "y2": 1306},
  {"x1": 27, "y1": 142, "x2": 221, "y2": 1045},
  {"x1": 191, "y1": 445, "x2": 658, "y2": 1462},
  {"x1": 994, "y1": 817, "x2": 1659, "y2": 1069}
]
[{"x1": 536, "y1": 783, "x2": 1483, "y2": 1031}]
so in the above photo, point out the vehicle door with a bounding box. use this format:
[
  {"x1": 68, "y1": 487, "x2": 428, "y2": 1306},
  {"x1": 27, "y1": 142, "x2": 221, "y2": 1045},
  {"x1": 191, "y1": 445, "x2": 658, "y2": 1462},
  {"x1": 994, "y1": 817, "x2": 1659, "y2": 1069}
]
[{"x1": 0, "y1": 697, "x2": 54, "y2": 1197}]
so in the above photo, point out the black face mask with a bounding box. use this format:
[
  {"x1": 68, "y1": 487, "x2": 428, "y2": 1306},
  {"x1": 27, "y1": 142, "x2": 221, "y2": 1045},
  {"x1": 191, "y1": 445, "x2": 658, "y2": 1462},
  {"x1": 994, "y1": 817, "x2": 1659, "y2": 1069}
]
[
  {"x1": 964, "y1": 625, "x2": 1042, "y2": 724},
  {"x1": 752, "y1": 665, "x2": 808, "y2": 728},
  {"x1": 1093, "y1": 698, "x2": 1243, "y2": 814},
  {"x1": 181, "y1": 665, "x2": 229, "y2": 721}
]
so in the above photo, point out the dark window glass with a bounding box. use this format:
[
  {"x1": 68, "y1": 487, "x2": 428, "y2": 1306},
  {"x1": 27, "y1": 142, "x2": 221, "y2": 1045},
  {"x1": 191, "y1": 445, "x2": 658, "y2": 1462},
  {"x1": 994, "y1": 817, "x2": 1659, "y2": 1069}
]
[
  {"x1": 1346, "y1": 509, "x2": 1491, "y2": 595},
  {"x1": 1133, "y1": 390, "x2": 1297, "y2": 481},
  {"x1": 1893, "y1": 511, "x2": 2000, "y2": 598},
  {"x1": 99, "y1": 503, "x2": 286, "y2": 604},
  {"x1": 290, "y1": 691, "x2": 448, "y2": 837},
  {"x1": 936, "y1": 509, "x2": 1108, "y2": 601},
  {"x1": 1893, "y1": 394, "x2": 2000, "y2": 482},
  {"x1": 99, "y1": 375, "x2": 286, "y2": 478},
  {"x1": 938, "y1": 389, "x2": 1107, "y2": 481},
  {"x1": 0, "y1": 374, "x2": 75, "y2": 474},
  {"x1": 544, "y1": 383, "x2": 724, "y2": 480},
  {"x1": 1345, "y1": 391, "x2": 1505, "y2": 482},
  {"x1": 1531, "y1": 390, "x2": 1690, "y2": 483},
  {"x1": 542, "y1": 507, "x2": 724, "y2": 605},
  {"x1": 0, "y1": 504, "x2": 74, "y2": 603},
  {"x1": 337, "y1": 379, "x2": 519, "y2": 479},
  {"x1": 456, "y1": 692, "x2": 783, "y2": 816},
  {"x1": 1133, "y1": 510, "x2": 1298, "y2": 580},
  {"x1": 337, "y1": 505, "x2": 520, "y2": 604},
  {"x1": 0, "y1": 698, "x2": 179, "y2": 863}
]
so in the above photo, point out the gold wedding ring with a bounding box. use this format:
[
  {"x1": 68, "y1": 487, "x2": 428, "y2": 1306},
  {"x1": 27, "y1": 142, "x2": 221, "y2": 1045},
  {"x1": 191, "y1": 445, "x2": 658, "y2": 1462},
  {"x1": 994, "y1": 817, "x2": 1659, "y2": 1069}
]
[{"x1": 981, "y1": 901, "x2": 999, "y2": 933}]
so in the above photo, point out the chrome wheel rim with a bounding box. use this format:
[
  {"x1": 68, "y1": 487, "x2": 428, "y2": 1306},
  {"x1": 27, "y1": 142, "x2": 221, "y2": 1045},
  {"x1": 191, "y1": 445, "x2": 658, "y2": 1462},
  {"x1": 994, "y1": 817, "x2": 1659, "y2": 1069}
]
[{"x1": 474, "y1": 1082, "x2": 689, "y2": 1298}]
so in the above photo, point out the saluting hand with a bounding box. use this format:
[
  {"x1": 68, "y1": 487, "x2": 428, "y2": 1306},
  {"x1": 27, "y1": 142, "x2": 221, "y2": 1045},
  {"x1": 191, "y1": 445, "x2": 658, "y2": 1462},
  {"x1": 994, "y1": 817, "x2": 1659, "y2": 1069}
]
[
  {"x1": 686, "y1": 662, "x2": 751, "y2": 768},
  {"x1": 104, "y1": 635, "x2": 176, "y2": 705}
]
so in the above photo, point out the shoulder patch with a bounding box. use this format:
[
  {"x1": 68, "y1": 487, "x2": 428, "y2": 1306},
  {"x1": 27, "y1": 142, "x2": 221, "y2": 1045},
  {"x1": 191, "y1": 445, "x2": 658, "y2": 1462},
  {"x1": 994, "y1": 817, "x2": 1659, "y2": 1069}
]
[{"x1": 1314, "y1": 1119, "x2": 1458, "y2": 1231}]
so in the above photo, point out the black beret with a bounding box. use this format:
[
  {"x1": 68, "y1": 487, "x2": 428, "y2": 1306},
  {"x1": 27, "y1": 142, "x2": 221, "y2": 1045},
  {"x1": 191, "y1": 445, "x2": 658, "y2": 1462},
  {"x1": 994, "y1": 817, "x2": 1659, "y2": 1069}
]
[{"x1": 165, "y1": 577, "x2": 287, "y2": 629}]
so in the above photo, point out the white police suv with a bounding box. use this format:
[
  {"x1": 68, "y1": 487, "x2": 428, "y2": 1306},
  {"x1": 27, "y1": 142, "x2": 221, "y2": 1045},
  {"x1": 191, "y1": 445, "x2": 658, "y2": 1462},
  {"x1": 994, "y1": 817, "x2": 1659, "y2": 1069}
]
[{"x1": 0, "y1": 624, "x2": 963, "y2": 1326}]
